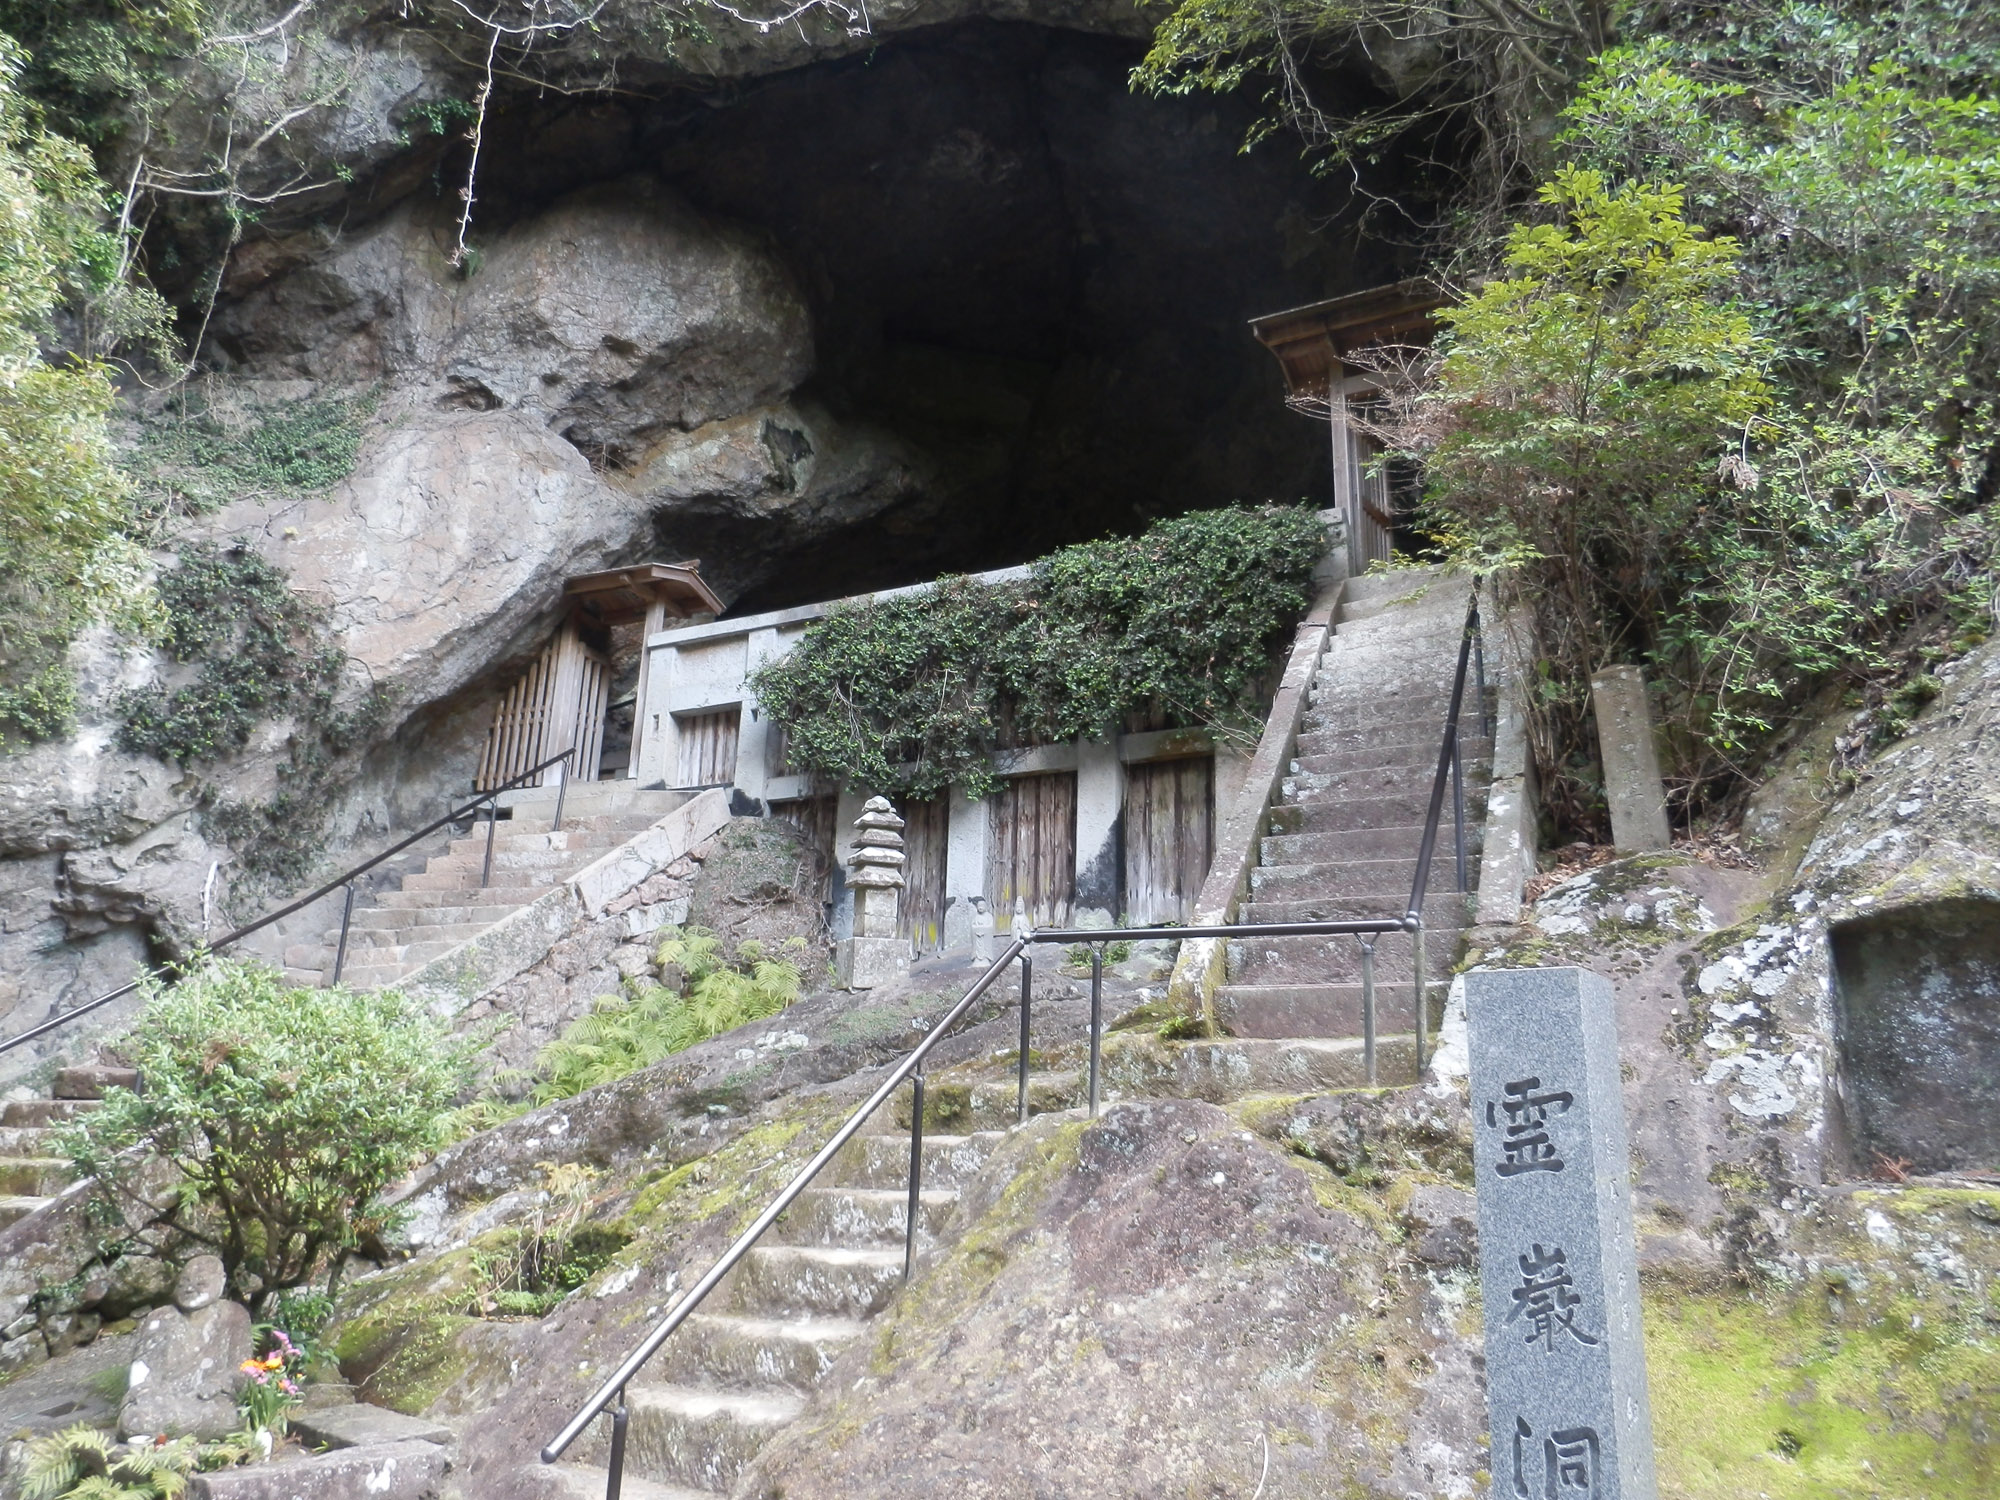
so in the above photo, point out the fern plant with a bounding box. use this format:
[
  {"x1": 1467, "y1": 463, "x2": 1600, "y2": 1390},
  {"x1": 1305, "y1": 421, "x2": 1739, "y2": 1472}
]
[
  {"x1": 531, "y1": 927, "x2": 804, "y2": 1104},
  {"x1": 22, "y1": 1425, "x2": 198, "y2": 1499}
]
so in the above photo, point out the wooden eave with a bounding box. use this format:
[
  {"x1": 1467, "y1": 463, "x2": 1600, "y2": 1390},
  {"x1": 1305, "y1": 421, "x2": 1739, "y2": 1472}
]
[
  {"x1": 563, "y1": 561, "x2": 724, "y2": 624},
  {"x1": 1249, "y1": 278, "x2": 1448, "y2": 408}
]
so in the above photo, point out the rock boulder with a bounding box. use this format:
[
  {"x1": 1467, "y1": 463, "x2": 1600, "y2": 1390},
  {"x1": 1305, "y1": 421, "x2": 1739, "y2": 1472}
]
[{"x1": 119, "y1": 1300, "x2": 253, "y2": 1441}]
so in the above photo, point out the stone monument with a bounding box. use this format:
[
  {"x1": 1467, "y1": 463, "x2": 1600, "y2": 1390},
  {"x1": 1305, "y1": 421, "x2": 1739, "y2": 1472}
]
[
  {"x1": 1466, "y1": 967, "x2": 1658, "y2": 1500},
  {"x1": 837, "y1": 796, "x2": 909, "y2": 990}
]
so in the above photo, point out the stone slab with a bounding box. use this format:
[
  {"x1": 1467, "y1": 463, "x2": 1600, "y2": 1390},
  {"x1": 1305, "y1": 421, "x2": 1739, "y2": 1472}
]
[
  {"x1": 189, "y1": 1440, "x2": 451, "y2": 1499},
  {"x1": 291, "y1": 1403, "x2": 454, "y2": 1450},
  {"x1": 1590, "y1": 666, "x2": 1671, "y2": 852},
  {"x1": 1466, "y1": 966, "x2": 1657, "y2": 1499}
]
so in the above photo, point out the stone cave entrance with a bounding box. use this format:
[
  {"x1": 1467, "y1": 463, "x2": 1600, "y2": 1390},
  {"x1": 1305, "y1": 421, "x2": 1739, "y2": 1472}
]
[
  {"x1": 462, "y1": 20, "x2": 1432, "y2": 610},
  {"x1": 1830, "y1": 898, "x2": 2000, "y2": 1175}
]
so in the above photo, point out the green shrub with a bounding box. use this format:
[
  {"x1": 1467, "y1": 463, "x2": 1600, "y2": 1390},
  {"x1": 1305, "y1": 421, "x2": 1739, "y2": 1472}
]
[
  {"x1": 751, "y1": 504, "x2": 1327, "y2": 799},
  {"x1": 62, "y1": 958, "x2": 472, "y2": 1313},
  {"x1": 532, "y1": 928, "x2": 804, "y2": 1103}
]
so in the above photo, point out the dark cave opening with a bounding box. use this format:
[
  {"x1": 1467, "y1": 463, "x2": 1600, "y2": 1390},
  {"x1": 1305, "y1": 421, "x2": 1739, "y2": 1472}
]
[{"x1": 453, "y1": 22, "x2": 1429, "y2": 610}]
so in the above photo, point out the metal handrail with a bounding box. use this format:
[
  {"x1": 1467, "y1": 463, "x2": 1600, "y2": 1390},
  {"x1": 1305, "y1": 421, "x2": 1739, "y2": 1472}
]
[
  {"x1": 540, "y1": 914, "x2": 1417, "y2": 1482},
  {"x1": 543, "y1": 577, "x2": 1493, "y2": 1494},
  {"x1": 1399, "y1": 573, "x2": 1487, "y2": 1073},
  {"x1": 0, "y1": 748, "x2": 577, "y2": 1056}
]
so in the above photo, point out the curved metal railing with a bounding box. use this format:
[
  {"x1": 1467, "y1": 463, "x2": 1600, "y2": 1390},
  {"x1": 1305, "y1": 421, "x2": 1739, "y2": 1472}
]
[
  {"x1": 540, "y1": 574, "x2": 1491, "y2": 1495},
  {"x1": 0, "y1": 748, "x2": 579, "y2": 1057}
]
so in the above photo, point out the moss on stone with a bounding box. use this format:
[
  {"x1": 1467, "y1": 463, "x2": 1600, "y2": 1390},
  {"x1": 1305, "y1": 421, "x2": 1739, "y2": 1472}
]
[{"x1": 1643, "y1": 1275, "x2": 2000, "y2": 1496}]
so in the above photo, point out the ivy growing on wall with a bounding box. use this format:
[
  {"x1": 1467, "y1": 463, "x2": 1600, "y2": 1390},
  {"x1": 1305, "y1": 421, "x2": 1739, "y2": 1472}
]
[
  {"x1": 751, "y1": 505, "x2": 1329, "y2": 799},
  {"x1": 116, "y1": 544, "x2": 390, "y2": 885}
]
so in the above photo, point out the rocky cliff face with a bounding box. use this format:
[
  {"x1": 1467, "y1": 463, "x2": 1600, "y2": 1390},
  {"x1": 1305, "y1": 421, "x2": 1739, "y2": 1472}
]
[{"x1": 2, "y1": 9, "x2": 1417, "y2": 1058}]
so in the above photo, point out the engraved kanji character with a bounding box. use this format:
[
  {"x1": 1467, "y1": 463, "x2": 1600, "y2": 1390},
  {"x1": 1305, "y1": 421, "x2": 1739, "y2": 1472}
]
[{"x1": 1504, "y1": 1243, "x2": 1600, "y2": 1352}]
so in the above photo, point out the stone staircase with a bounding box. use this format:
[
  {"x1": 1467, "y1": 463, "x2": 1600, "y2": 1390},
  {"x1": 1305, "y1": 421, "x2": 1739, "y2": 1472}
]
[
  {"x1": 1217, "y1": 569, "x2": 1489, "y2": 1057},
  {"x1": 541, "y1": 1121, "x2": 1014, "y2": 1498},
  {"x1": 284, "y1": 784, "x2": 689, "y2": 990},
  {"x1": 0, "y1": 1067, "x2": 126, "y2": 1230}
]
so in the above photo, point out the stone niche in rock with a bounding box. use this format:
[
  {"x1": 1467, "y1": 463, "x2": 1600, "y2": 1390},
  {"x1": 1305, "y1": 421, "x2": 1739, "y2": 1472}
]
[{"x1": 1830, "y1": 897, "x2": 2000, "y2": 1173}]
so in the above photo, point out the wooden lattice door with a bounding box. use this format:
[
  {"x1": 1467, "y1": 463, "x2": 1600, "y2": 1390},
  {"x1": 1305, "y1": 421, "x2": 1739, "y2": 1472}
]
[{"x1": 475, "y1": 620, "x2": 611, "y2": 791}]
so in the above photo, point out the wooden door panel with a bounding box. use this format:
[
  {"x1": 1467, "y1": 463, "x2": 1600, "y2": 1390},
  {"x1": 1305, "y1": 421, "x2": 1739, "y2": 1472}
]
[
  {"x1": 986, "y1": 773, "x2": 1076, "y2": 930},
  {"x1": 1122, "y1": 757, "x2": 1213, "y2": 926}
]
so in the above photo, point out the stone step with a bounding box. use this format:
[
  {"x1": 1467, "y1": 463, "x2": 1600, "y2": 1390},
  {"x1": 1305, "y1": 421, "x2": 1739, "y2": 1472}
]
[
  {"x1": 1285, "y1": 756, "x2": 1490, "y2": 807},
  {"x1": 655, "y1": 1313, "x2": 865, "y2": 1391},
  {"x1": 310, "y1": 920, "x2": 491, "y2": 951},
  {"x1": 496, "y1": 785, "x2": 687, "y2": 814},
  {"x1": 1336, "y1": 579, "x2": 1473, "y2": 622},
  {"x1": 829, "y1": 1130, "x2": 1006, "y2": 1191},
  {"x1": 190, "y1": 1439, "x2": 451, "y2": 1498},
  {"x1": 0, "y1": 1195, "x2": 49, "y2": 1229},
  {"x1": 1113, "y1": 1034, "x2": 1423, "y2": 1098},
  {"x1": 539, "y1": 1463, "x2": 715, "y2": 1500},
  {"x1": 329, "y1": 963, "x2": 423, "y2": 990},
  {"x1": 401, "y1": 868, "x2": 563, "y2": 892},
  {"x1": 1300, "y1": 690, "x2": 1475, "y2": 735},
  {"x1": 53, "y1": 1065, "x2": 137, "y2": 1100},
  {"x1": 1259, "y1": 823, "x2": 1464, "y2": 864},
  {"x1": 1338, "y1": 567, "x2": 1445, "y2": 604},
  {"x1": 282, "y1": 966, "x2": 329, "y2": 988},
  {"x1": 342, "y1": 901, "x2": 522, "y2": 929},
  {"x1": 0, "y1": 1157, "x2": 75, "y2": 1197},
  {"x1": 1295, "y1": 738, "x2": 1492, "y2": 779},
  {"x1": 1214, "y1": 981, "x2": 1450, "y2": 1038},
  {"x1": 0, "y1": 1098, "x2": 100, "y2": 1127},
  {"x1": 776, "y1": 1186, "x2": 958, "y2": 1249},
  {"x1": 428, "y1": 838, "x2": 632, "y2": 870},
  {"x1": 892, "y1": 1071, "x2": 1084, "y2": 1134},
  {"x1": 1239, "y1": 891, "x2": 1474, "y2": 928},
  {"x1": 610, "y1": 1385, "x2": 804, "y2": 1494},
  {"x1": 726, "y1": 1245, "x2": 906, "y2": 1320},
  {"x1": 1248, "y1": 858, "x2": 1420, "y2": 902},
  {"x1": 1226, "y1": 930, "x2": 1459, "y2": 987},
  {"x1": 369, "y1": 888, "x2": 536, "y2": 913},
  {"x1": 300, "y1": 940, "x2": 460, "y2": 971},
  {"x1": 1294, "y1": 709, "x2": 1490, "y2": 755},
  {"x1": 446, "y1": 814, "x2": 667, "y2": 855},
  {"x1": 1265, "y1": 792, "x2": 1451, "y2": 835},
  {"x1": 0, "y1": 1125, "x2": 56, "y2": 1156}
]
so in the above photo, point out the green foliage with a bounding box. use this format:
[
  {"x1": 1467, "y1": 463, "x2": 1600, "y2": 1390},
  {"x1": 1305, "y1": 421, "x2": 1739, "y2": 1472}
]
[
  {"x1": 466, "y1": 1163, "x2": 629, "y2": 1317},
  {"x1": 61, "y1": 958, "x2": 472, "y2": 1314},
  {"x1": 531, "y1": 927, "x2": 804, "y2": 1104},
  {"x1": 21, "y1": 1424, "x2": 199, "y2": 1499},
  {"x1": 135, "y1": 390, "x2": 373, "y2": 517},
  {"x1": 0, "y1": 31, "x2": 170, "y2": 746},
  {"x1": 752, "y1": 505, "x2": 1328, "y2": 799},
  {"x1": 0, "y1": 1, "x2": 204, "y2": 145},
  {"x1": 0, "y1": 659, "x2": 75, "y2": 743},
  {"x1": 115, "y1": 543, "x2": 345, "y2": 764}
]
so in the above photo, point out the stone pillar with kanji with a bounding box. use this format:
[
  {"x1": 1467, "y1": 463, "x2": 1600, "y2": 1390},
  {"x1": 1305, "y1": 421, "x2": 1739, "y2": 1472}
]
[{"x1": 837, "y1": 796, "x2": 910, "y2": 990}]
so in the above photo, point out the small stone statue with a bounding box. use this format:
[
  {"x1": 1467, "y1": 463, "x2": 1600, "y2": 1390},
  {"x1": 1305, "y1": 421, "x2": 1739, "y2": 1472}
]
[{"x1": 837, "y1": 796, "x2": 910, "y2": 990}]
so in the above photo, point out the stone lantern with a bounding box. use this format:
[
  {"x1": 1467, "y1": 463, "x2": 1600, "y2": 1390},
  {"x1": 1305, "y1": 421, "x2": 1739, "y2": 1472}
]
[{"x1": 837, "y1": 796, "x2": 910, "y2": 990}]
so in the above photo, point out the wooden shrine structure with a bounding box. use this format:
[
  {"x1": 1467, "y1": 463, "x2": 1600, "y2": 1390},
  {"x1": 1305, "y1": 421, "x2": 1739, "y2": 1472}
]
[
  {"x1": 1249, "y1": 279, "x2": 1445, "y2": 573},
  {"x1": 475, "y1": 561, "x2": 723, "y2": 791}
]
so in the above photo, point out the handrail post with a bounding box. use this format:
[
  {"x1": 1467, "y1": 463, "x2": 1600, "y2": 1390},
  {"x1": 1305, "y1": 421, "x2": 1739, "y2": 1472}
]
[
  {"x1": 904, "y1": 1065, "x2": 926, "y2": 1283},
  {"x1": 1087, "y1": 944, "x2": 1104, "y2": 1118},
  {"x1": 1473, "y1": 608, "x2": 1491, "y2": 737},
  {"x1": 482, "y1": 796, "x2": 499, "y2": 889},
  {"x1": 1412, "y1": 921, "x2": 1429, "y2": 1077},
  {"x1": 1451, "y1": 736, "x2": 1468, "y2": 894},
  {"x1": 1357, "y1": 933, "x2": 1377, "y2": 1087},
  {"x1": 603, "y1": 1385, "x2": 628, "y2": 1500},
  {"x1": 329, "y1": 881, "x2": 358, "y2": 986},
  {"x1": 1016, "y1": 948, "x2": 1033, "y2": 1127},
  {"x1": 552, "y1": 753, "x2": 571, "y2": 833}
]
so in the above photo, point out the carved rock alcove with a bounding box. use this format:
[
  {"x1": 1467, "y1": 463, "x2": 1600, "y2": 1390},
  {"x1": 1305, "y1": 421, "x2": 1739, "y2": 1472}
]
[{"x1": 1830, "y1": 897, "x2": 2000, "y2": 1173}]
